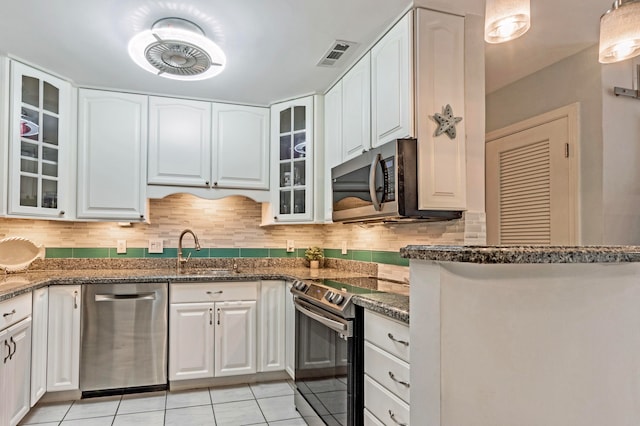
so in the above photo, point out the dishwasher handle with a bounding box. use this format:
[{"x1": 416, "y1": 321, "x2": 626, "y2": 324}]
[{"x1": 95, "y1": 292, "x2": 156, "y2": 302}]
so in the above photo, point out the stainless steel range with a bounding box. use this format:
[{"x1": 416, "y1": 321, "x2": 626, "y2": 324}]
[{"x1": 291, "y1": 279, "x2": 364, "y2": 426}]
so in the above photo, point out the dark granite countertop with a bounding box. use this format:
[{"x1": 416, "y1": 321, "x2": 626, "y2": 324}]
[
  {"x1": 0, "y1": 267, "x2": 409, "y2": 322},
  {"x1": 401, "y1": 245, "x2": 640, "y2": 264}
]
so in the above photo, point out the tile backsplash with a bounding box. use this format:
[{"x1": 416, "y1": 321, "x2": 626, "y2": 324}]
[{"x1": 0, "y1": 193, "x2": 475, "y2": 264}]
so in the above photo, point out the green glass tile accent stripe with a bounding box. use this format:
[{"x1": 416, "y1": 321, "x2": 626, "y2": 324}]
[
  {"x1": 109, "y1": 248, "x2": 146, "y2": 258},
  {"x1": 372, "y1": 250, "x2": 409, "y2": 266},
  {"x1": 323, "y1": 248, "x2": 352, "y2": 260},
  {"x1": 46, "y1": 248, "x2": 73, "y2": 258},
  {"x1": 352, "y1": 250, "x2": 373, "y2": 262},
  {"x1": 182, "y1": 248, "x2": 210, "y2": 258},
  {"x1": 296, "y1": 248, "x2": 308, "y2": 258},
  {"x1": 240, "y1": 248, "x2": 269, "y2": 258},
  {"x1": 73, "y1": 248, "x2": 110, "y2": 258},
  {"x1": 269, "y1": 249, "x2": 298, "y2": 258},
  {"x1": 145, "y1": 248, "x2": 178, "y2": 258},
  {"x1": 210, "y1": 248, "x2": 240, "y2": 258}
]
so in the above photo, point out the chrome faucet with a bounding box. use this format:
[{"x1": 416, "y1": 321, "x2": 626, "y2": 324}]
[{"x1": 177, "y1": 229, "x2": 201, "y2": 270}]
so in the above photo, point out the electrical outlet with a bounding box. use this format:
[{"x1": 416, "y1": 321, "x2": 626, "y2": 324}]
[
  {"x1": 116, "y1": 240, "x2": 127, "y2": 254},
  {"x1": 148, "y1": 239, "x2": 164, "y2": 254},
  {"x1": 341, "y1": 241, "x2": 348, "y2": 255},
  {"x1": 286, "y1": 240, "x2": 295, "y2": 253}
]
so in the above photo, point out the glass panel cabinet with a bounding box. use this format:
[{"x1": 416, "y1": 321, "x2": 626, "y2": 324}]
[
  {"x1": 9, "y1": 62, "x2": 71, "y2": 218},
  {"x1": 269, "y1": 96, "x2": 314, "y2": 222}
]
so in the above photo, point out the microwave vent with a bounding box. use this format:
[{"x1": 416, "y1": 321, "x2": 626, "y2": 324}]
[{"x1": 317, "y1": 40, "x2": 358, "y2": 67}]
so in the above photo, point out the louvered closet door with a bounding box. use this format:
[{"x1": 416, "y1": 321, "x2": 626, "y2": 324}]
[{"x1": 486, "y1": 117, "x2": 573, "y2": 245}]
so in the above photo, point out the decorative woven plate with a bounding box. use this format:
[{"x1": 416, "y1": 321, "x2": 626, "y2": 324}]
[{"x1": 0, "y1": 237, "x2": 45, "y2": 272}]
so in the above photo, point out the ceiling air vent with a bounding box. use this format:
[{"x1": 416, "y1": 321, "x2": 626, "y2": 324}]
[{"x1": 317, "y1": 40, "x2": 358, "y2": 67}]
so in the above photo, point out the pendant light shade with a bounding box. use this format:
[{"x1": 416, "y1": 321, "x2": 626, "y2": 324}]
[
  {"x1": 484, "y1": 0, "x2": 531, "y2": 44},
  {"x1": 599, "y1": 0, "x2": 640, "y2": 63}
]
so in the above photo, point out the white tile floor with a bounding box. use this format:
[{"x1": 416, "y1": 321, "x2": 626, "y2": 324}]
[{"x1": 19, "y1": 381, "x2": 309, "y2": 426}]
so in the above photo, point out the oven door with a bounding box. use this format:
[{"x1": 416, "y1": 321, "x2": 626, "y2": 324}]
[{"x1": 293, "y1": 298, "x2": 355, "y2": 426}]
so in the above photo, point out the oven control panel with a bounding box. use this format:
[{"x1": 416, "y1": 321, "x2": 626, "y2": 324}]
[{"x1": 291, "y1": 280, "x2": 354, "y2": 316}]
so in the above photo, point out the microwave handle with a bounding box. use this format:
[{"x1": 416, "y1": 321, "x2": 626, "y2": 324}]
[{"x1": 369, "y1": 153, "x2": 382, "y2": 211}]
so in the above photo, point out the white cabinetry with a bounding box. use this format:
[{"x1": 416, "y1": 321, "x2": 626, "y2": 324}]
[
  {"x1": 215, "y1": 300, "x2": 257, "y2": 376},
  {"x1": 364, "y1": 310, "x2": 410, "y2": 426},
  {"x1": 148, "y1": 96, "x2": 211, "y2": 187},
  {"x1": 30, "y1": 287, "x2": 48, "y2": 406},
  {"x1": 9, "y1": 61, "x2": 72, "y2": 219},
  {"x1": 211, "y1": 104, "x2": 269, "y2": 190},
  {"x1": 266, "y1": 96, "x2": 315, "y2": 223},
  {"x1": 371, "y1": 11, "x2": 413, "y2": 147},
  {"x1": 258, "y1": 281, "x2": 285, "y2": 372},
  {"x1": 323, "y1": 82, "x2": 342, "y2": 222},
  {"x1": 47, "y1": 285, "x2": 81, "y2": 392},
  {"x1": 415, "y1": 9, "x2": 466, "y2": 210},
  {"x1": 284, "y1": 281, "x2": 295, "y2": 379},
  {"x1": 77, "y1": 89, "x2": 148, "y2": 221},
  {"x1": 0, "y1": 292, "x2": 32, "y2": 426},
  {"x1": 169, "y1": 282, "x2": 258, "y2": 381},
  {"x1": 342, "y1": 53, "x2": 371, "y2": 162}
]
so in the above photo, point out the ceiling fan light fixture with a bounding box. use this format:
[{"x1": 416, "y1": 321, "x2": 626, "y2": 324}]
[
  {"x1": 599, "y1": 0, "x2": 640, "y2": 63},
  {"x1": 484, "y1": 0, "x2": 531, "y2": 44},
  {"x1": 128, "y1": 17, "x2": 226, "y2": 81}
]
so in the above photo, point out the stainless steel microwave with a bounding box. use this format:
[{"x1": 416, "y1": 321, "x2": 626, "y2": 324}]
[{"x1": 331, "y1": 138, "x2": 462, "y2": 223}]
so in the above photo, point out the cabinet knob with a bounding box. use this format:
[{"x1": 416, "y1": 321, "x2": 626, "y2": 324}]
[
  {"x1": 362, "y1": 149, "x2": 367, "y2": 154},
  {"x1": 140, "y1": 215, "x2": 144, "y2": 220},
  {"x1": 59, "y1": 210, "x2": 65, "y2": 216},
  {"x1": 274, "y1": 216, "x2": 278, "y2": 221},
  {"x1": 205, "y1": 181, "x2": 210, "y2": 186},
  {"x1": 213, "y1": 181, "x2": 218, "y2": 186}
]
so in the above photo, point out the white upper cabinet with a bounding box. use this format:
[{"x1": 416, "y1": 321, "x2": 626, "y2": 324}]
[
  {"x1": 371, "y1": 10, "x2": 413, "y2": 147},
  {"x1": 323, "y1": 81, "x2": 342, "y2": 222},
  {"x1": 341, "y1": 53, "x2": 371, "y2": 162},
  {"x1": 267, "y1": 96, "x2": 314, "y2": 223},
  {"x1": 211, "y1": 104, "x2": 269, "y2": 190},
  {"x1": 415, "y1": 9, "x2": 466, "y2": 210},
  {"x1": 9, "y1": 61, "x2": 72, "y2": 219},
  {"x1": 77, "y1": 89, "x2": 148, "y2": 221},
  {"x1": 148, "y1": 96, "x2": 212, "y2": 187}
]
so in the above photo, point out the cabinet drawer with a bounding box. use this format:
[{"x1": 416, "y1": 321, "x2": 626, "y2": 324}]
[
  {"x1": 170, "y1": 282, "x2": 257, "y2": 303},
  {"x1": 365, "y1": 310, "x2": 410, "y2": 362},
  {"x1": 0, "y1": 292, "x2": 32, "y2": 330},
  {"x1": 365, "y1": 375, "x2": 410, "y2": 426},
  {"x1": 365, "y1": 341, "x2": 410, "y2": 403},
  {"x1": 364, "y1": 408, "x2": 385, "y2": 426}
]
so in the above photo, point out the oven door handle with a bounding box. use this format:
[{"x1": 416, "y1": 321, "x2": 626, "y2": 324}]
[{"x1": 294, "y1": 298, "x2": 352, "y2": 337}]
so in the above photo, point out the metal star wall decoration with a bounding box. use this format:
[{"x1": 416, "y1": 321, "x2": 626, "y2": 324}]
[{"x1": 433, "y1": 104, "x2": 463, "y2": 139}]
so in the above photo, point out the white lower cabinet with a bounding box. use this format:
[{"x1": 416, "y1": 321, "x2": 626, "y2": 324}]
[
  {"x1": 364, "y1": 310, "x2": 411, "y2": 425},
  {"x1": 258, "y1": 281, "x2": 285, "y2": 373},
  {"x1": 169, "y1": 282, "x2": 258, "y2": 381},
  {"x1": 47, "y1": 285, "x2": 81, "y2": 392},
  {"x1": 284, "y1": 281, "x2": 295, "y2": 379},
  {"x1": 215, "y1": 300, "x2": 257, "y2": 377},
  {"x1": 0, "y1": 292, "x2": 33, "y2": 426},
  {"x1": 31, "y1": 287, "x2": 48, "y2": 406}
]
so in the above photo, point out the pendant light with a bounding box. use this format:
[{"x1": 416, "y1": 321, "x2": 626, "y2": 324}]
[
  {"x1": 599, "y1": 0, "x2": 640, "y2": 63},
  {"x1": 484, "y1": 0, "x2": 531, "y2": 44},
  {"x1": 128, "y1": 17, "x2": 226, "y2": 81}
]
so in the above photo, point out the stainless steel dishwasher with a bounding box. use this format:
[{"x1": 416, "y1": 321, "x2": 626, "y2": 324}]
[{"x1": 80, "y1": 282, "x2": 168, "y2": 396}]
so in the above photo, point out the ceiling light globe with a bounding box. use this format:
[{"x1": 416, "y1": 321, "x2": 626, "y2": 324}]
[
  {"x1": 599, "y1": 0, "x2": 640, "y2": 63},
  {"x1": 484, "y1": 0, "x2": 531, "y2": 44}
]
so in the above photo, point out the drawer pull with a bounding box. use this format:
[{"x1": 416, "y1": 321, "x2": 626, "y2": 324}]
[
  {"x1": 388, "y1": 371, "x2": 410, "y2": 388},
  {"x1": 388, "y1": 409, "x2": 407, "y2": 426},
  {"x1": 387, "y1": 333, "x2": 409, "y2": 346},
  {"x1": 206, "y1": 290, "x2": 224, "y2": 295},
  {"x1": 2, "y1": 309, "x2": 16, "y2": 317}
]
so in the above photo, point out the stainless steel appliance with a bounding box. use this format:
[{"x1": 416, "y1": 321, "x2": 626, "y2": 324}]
[
  {"x1": 331, "y1": 138, "x2": 463, "y2": 223},
  {"x1": 80, "y1": 282, "x2": 168, "y2": 396},
  {"x1": 291, "y1": 279, "x2": 364, "y2": 426}
]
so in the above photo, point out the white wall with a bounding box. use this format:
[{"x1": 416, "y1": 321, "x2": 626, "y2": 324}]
[{"x1": 486, "y1": 45, "x2": 604, "y2": 244}]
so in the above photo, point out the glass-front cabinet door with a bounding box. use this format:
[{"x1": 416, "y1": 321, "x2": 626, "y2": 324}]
[
  {"x1": 270, "y1": 96, "x2": 314, "y2": 222},
  {"x1": 9, "y1": 62, "x2": 71, "y2": 218}
]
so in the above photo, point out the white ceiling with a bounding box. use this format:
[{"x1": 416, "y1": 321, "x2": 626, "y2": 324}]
[{"x1": 0, "y1": 0, "x2": 608, "y2": 105}]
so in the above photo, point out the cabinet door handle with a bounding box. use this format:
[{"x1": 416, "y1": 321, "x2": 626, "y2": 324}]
[
  {"x1": 206, "y1": 290, "x2": 223, "y2": 295},
  {"x1": 387, "y1": 333, "x2": 409, "y2": 347},
  {"x1": 209, "y1": 308, "x2": 213, "y2": 325},
  {"x1": 2, "y1": 309, "x2": 16, "y2": 317},
  {"x1": 217, "y1": 308, "x2": 221, "y2": 325},
  {"x1": 3, "y1": 340, "x2": 10, "y2": 364},
  {"x1": 388, "y1": 371, "x2": 410, "y2": 388},
  {"x1": 388, "y1": 409, "x2": 407, "y2": 426},
  {"x1": 74, "y1": 290, "x2": 79, "y2": 309},
  {"x1": 9, "y1": 336, "x2": 16, "y2": 360}
]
